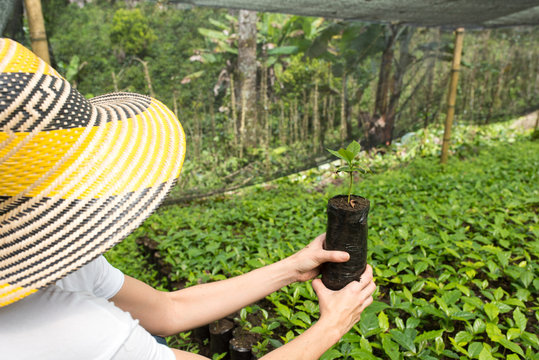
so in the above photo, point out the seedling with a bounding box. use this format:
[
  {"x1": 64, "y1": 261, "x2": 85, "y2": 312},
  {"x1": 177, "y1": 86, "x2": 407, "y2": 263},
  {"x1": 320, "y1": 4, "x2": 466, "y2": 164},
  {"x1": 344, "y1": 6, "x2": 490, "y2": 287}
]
[{"x1": 327, "y1": 140, "x2": 368, "y2": 205}]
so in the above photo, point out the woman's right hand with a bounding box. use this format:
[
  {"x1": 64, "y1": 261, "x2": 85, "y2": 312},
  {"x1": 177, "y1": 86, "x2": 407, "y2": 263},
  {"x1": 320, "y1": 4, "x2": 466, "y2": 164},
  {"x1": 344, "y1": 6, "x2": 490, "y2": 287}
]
[{"x1": 312, "y1": 265, "x2": 376, "y2": 337}]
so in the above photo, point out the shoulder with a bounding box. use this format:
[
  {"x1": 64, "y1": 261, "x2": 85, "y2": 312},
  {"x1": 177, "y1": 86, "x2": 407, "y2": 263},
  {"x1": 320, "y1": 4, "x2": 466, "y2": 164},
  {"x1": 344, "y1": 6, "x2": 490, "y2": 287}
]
[{"x1": 56, "y1": 255, "x2": 125, "y2": 298}]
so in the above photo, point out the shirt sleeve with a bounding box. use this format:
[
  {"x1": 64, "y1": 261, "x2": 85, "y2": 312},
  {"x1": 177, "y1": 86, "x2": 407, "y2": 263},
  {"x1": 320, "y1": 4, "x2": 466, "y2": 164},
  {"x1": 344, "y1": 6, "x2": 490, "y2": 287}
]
[{"x1": 56, "y1": 255, "x2": 125, "y2": 299}]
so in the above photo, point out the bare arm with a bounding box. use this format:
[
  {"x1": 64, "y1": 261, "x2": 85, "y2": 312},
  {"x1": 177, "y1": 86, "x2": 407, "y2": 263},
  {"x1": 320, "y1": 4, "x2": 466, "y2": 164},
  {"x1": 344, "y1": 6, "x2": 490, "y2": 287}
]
[
  {"x1": 111, "y1": 234, "x2": 349, "y2": 335},
  {"x1": 110, "y1": 234, "x2": 376, "y2": 360},
  {"x1": 165, "y1": 266, "x2": 375, "y2": 360}
]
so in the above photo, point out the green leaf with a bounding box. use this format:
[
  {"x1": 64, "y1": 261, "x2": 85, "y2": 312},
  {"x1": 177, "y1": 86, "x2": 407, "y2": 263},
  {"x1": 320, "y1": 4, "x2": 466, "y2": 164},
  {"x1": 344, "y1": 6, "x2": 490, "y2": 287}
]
[
  {"x1": 454, "y1": 331, "x2": 474, "y2": 345},
  {"x1": 378, "y1": 311, "x2": 389, "y2": 332},
  {"x1": 339, "y1": 148, "x2": 356, "y2": 163},
  {"x1": 346, "y1": 140, "x2": 361, "y2": 155},
  {"x1": 472, "y1": 318, "x2": 486, "y2": 334},
  {"x1": 390, "y1": 329, "x2": 417, "y2": 353},
  {"x1": 293, "y1": 311, "x2": 312, "y2": 326},
  {"x1": 336, "y1": 166, "x2": 352, "y2": 173},
  {"x1": 275, "y1": 302, "x2": 291, "y2": 320},
  {"x1": 415, "y1": 329, "x2": 444, "y2": 343},
  {"x1": 406, "y1": 317, "x2": 421, "y2": 329},
  {"x1": 398, "y1": 227, "x2": 409, "y2": 240},
  {"x1": 414, "y1": 261, "x2": 428, "y2": 275},
  {"x1": 493, "y1": 287, "x2": 504, "y2": 301},
  {"x1": 486, "y1": 323, "x2": 503, "y2": 340},
  {"x1": 513, "y1": 308, "x2": 527, "y2": 333},
  {"x1": 497, "y1": 337, "x2": 524, "y2": 356},
  {"x1": 382, "y1": 335, "x2": 400, "y2": 360},
  {"x1": 520, "y1": 270, "x2": 533, "y2": 288},
  {"x1": 359, "y1": 311, "x2": 380, "y2": 337},
  {"x1": 478, "y1": 344, "x2": 495, "y2": 360},
  {"x1": 348, "y1": 348, "x2": 379, "y2": 360},
  {"x1": 484, "y1": 303, "x2": 500, "y2": 321},
  {"x1": 442, "y1": 289, "x2": 462, "y2": 305},
  {"x1": 395, "y1": 317, "x2": 405, "y2": 330},
  {"x1": 521, "y1": 331, "x2": 539, "y2": 349},
  {"x1": 327, "y1": 148, "x2": 346, "y2": 161},
  {"x1": 496, "y1": 251, "x2": 510, "y2": 268},
  {"x1": 515, "y1": 288, "x2": 530, "y2": 302},
  {"x1": 454, "y1": 283, "x2": 470, "y2": 297},
  {"x1": 320, "y1": 349, "x2": 342, "y2": 360},
  {"x1": 468, "y1": 342, "x2": 483, "y2": 358},
  {"x1": 507, "y1": 328, "x2": 521, "y2": 341},
  {"x1": 402, "y1": 286, "x2": 413, "y2": 303}
]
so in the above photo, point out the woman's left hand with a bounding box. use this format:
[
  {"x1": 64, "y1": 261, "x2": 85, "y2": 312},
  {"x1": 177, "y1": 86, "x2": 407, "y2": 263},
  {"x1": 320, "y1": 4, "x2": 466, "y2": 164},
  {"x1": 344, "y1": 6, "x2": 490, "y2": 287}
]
[{"x1": 288, "y1": 233, "x2": 350, "y2": 282}]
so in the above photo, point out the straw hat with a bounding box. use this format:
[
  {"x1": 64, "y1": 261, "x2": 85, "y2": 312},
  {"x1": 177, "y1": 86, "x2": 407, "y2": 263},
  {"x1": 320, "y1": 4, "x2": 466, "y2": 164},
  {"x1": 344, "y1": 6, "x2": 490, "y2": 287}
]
[{"x1": 0, "y1": 38, "x2": 186, "y2": 307}]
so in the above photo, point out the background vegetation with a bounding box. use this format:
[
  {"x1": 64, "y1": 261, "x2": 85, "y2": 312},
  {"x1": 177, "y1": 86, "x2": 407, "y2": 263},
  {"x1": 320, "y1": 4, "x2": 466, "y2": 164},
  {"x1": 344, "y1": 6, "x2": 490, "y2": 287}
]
[
  {"x1": 9, "y1": 0, "x2": 539, "y2": 200},
  {"x1": 107, "y1": 120, "x2": 538, "y2": 359}
]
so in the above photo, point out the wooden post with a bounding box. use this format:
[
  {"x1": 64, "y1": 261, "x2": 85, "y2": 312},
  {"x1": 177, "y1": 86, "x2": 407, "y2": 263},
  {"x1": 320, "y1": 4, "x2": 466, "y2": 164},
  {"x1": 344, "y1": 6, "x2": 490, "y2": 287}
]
[
  {"x1": 441, "y1": 27, "x2": 465, "y2": 164},
  {"x1": 24, "y1": 0, "x2": 50, "y2": 64}
]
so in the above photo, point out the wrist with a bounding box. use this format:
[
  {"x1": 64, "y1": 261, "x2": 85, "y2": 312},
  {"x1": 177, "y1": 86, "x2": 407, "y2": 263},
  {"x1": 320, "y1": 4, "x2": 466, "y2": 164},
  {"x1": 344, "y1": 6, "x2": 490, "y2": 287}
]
[
  {"x1": 278, "y1": 255, "x2": 302, "y2": 284},
  {"x1": 284, "y1": 251, "x2": 311, "y2": 284},
  {"x1": 314, "y1": 315, "x2": 346, "y2": 344}
]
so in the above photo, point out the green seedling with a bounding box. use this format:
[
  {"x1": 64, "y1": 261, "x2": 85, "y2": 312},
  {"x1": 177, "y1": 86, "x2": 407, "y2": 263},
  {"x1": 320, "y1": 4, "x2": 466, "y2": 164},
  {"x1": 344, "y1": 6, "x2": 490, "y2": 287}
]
[{"x1": 327, "y1": 140, "x2": 368, "y2": 205}]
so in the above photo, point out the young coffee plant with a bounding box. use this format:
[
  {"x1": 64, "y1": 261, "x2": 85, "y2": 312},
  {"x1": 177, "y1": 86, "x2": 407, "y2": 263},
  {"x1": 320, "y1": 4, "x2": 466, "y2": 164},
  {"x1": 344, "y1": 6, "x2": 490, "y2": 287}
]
[{"x1": 327, "y1": 140, "x2": 369, "y2": 205}]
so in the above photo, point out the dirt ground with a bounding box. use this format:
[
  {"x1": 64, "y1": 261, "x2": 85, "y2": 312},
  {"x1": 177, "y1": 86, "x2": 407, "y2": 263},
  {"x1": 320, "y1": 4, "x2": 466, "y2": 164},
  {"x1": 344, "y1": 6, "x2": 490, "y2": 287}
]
[{"x1": 510, "y1": 110, "x2": 538, "y2": 130}]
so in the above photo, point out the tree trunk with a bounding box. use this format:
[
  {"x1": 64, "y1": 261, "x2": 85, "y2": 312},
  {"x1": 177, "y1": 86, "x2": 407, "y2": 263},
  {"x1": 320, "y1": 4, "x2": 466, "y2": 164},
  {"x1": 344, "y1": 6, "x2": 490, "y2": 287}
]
[
  {"x1": 302, "y1": 90, "x2": 309, "y2": 142},
  {"x1": 384, "y1": 26, "x2": 414, "y2": 145},
  {"x1": 24, "y1": 0, "x2": 50, "y2": 64},
  {"x1": 374, "y1": 27, "x2": 396, "y2": 117},
  {"x1": 237, "y1": 10, "x2": 258, "y2": 150},
  {"x1": 367, "y1": 25, "x2": 398, "y2": 148},
  {"x1": 367, "y1": 25, "x2": 403, "y2": 148},
  {"x1": 229, "y1": 75, "x2": 239, "y2": 153},
  {"x1": 261, "y1": 54, "x2": 270, "y2": 147},
  {"x1": 441, "y1": 28, "x2": 465, "y2": 164},
  {"x1": 423, "y1": 30, "x2": 439, "y2": 128},
  {"x1": 293, "y1": 98, "x2": 299, "y2": 144}
]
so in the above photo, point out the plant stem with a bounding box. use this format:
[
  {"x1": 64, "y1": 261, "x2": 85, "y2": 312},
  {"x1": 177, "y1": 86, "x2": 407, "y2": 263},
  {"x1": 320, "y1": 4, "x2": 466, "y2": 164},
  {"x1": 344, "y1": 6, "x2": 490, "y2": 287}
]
[{"x1": 348, "y1": 172, "x2": 353, "y2": 204}]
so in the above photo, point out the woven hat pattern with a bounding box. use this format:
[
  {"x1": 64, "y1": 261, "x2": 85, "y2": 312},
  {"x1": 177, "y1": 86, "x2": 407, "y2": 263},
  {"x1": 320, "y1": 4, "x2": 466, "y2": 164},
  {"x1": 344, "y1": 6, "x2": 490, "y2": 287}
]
[{"x1": 0, "y1": 38, "x2": 186, "y2": 306}]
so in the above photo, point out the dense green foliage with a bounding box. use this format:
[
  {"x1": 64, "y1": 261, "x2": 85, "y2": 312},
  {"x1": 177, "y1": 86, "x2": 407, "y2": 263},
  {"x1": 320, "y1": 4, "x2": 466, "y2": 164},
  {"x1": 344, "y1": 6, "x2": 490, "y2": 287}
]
[{"x1": 108, "y1": 122, "x2": 538, "y2": 359}]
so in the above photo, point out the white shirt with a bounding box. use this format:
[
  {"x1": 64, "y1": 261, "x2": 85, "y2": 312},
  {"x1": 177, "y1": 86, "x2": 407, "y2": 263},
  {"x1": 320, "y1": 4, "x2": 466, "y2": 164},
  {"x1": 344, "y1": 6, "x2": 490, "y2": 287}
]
[{"x1": 0, "y1": 256, "x2": 175, "y2": 360}]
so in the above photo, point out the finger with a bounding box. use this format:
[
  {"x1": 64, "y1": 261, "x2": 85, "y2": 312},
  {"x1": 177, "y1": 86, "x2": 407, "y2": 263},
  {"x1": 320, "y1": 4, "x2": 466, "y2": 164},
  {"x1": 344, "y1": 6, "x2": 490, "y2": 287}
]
[
  {"x1": 358, "y1": 265, "x2": 374, "y2": 288},
  {"x1": 315, "y1": 233, "x2": 326, "y2": 243},
  {"x1": 359, "y1": 295, "x2": 374, "y2": 312},
  {"x1": 322, "y1": 249, "x2": 350, "y2": 263},
  {"x1": 357, "y1": 285, "x2": 376, "y2": 311}
]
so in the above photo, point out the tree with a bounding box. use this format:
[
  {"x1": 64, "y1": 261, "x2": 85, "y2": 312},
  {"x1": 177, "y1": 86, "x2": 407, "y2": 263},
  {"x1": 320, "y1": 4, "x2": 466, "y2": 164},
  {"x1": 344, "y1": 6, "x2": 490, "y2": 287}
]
[
  {"x1": 110, "y1": 8, "x2": 155, "y2": 61},
  {"x1": 237, "y1": 10, "x2": 258, "y2": 151}
]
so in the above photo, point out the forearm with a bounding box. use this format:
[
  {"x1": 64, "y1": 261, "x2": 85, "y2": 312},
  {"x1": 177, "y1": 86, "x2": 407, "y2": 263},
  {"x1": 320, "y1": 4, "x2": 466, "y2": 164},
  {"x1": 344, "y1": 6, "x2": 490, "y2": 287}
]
[
  {"x1": 260, "y1": 319, "x2": 342, "y2": 360},
  {"x1": 164, "y1": 257, "x2": 297, "y2": 334}
]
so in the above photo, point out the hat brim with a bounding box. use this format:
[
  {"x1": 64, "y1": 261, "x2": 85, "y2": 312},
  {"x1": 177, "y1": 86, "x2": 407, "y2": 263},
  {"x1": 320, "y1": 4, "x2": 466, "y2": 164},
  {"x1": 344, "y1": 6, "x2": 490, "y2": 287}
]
[{"x1": 0, "y1": 39, "x2": 186, "y2": 306}]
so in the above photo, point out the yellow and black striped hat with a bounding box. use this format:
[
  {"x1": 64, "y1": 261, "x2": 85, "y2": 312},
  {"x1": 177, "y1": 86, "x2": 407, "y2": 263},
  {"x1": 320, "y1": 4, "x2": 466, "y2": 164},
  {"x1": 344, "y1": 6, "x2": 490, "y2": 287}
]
[{"x1": 0, "y1": 38, "x2": 186, "y2": 306}]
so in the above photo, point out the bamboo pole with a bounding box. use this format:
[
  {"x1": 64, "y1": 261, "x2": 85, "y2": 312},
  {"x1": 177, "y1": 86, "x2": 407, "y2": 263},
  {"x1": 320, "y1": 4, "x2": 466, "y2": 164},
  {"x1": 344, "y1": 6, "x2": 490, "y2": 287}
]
[
  {"x1": 441, "y1": 27, "x2": 465, "y2": 164},
  {"x1": 24, "y1": 0, "x2": 50, "y2": 64}
]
